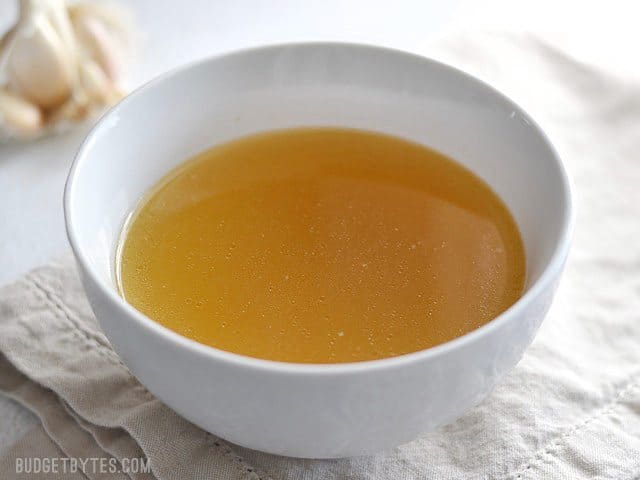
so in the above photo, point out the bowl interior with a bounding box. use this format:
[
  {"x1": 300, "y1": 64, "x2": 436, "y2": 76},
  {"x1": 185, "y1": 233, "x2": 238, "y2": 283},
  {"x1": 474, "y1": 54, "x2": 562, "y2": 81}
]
[{"x1": 66, "y1": 43, "x2": 569, "y2": 312}]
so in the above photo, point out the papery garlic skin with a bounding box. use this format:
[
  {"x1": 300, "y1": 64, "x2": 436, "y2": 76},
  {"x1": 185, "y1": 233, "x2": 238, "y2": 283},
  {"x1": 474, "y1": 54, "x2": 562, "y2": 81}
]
[{"x1": 0, "y1": 0, "x2": 132, "y2": 142}]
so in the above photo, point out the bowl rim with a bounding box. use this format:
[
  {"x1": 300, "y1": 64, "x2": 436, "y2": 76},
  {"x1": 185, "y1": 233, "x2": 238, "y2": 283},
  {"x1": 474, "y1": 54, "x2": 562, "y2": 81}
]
[{"x1": 64, "y1": 41, "x2": 574, "y2": 376}]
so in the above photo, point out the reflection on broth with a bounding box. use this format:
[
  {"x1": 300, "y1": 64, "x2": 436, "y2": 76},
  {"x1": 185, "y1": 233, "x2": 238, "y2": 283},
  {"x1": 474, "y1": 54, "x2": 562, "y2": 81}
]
[{"x1": 118, "y1": 128, "x2": 525, "y2": 363}]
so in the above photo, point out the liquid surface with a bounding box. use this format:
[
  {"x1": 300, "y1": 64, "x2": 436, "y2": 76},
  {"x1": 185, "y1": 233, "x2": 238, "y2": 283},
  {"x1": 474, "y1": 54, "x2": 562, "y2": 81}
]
[{"x1": 118, "y1": 128, "x2": 525, "y2": 363}]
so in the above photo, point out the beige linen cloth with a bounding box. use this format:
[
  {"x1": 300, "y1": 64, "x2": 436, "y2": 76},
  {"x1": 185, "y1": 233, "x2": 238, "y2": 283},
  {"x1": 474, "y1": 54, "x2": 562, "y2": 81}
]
[{"x1": 1, "y1": 29, "x2": 640, "y2": 479}]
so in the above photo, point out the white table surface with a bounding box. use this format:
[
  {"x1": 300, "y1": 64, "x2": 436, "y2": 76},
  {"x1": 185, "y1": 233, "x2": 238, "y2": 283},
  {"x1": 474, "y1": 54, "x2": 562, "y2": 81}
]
[{"x1": 1, "y1": 0, "x2": 631, "y2": 456}]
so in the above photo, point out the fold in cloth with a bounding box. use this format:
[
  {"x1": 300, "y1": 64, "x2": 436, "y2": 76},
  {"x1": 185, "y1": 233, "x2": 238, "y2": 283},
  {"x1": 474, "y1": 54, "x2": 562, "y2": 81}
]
[{"x1": 1, "y1": 29, "x2": 640, "y2": 479}]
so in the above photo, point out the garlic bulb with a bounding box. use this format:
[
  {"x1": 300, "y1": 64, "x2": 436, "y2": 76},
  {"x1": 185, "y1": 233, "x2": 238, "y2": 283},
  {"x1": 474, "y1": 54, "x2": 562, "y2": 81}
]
[{"x1": 0, "y1": 0, "x2": 132, "y2": 142}]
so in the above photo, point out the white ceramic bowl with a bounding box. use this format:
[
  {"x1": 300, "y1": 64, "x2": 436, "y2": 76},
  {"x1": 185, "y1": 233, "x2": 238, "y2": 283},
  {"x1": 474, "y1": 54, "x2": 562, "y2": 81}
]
[{"x1": 64, "y1": 43, "x2": 573, "y2": 458}]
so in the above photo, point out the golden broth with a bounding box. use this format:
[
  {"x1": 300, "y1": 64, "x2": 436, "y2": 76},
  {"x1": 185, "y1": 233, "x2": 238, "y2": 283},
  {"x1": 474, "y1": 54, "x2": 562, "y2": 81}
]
[{"x1": 118, "y1": 128, "x2": 525, "y2": 363}]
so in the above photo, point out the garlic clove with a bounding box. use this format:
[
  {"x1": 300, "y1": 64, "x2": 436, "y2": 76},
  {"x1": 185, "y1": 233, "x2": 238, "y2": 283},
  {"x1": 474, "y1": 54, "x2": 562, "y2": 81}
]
[
  {"x1": 79, "y1": 58, "x2": 118, "y2": 105},
  {"x1": 47, "y1": 90, "x2": 90, "y2": 125},
  {"x1": 19, "y1": 0, "x2": 77, "y2": 61},
  {"x1": 68, "y1": 2, "x2": 133, "y2": 45},
  {"x1": 39, "y1": 0, "x2": 77, "y2": 53},
  {"x1": 7, "y1": 12, "x2": 74, "y2": 109},
  {"x1": 0, "y1": 88, "x2": 42, "y2": 135},
  {"x1": 0, "y1": 27, "x2": 17, "y2": 81},
  {"x1": 70, "y1": 10, "x2": 124, "y2": 82}
]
